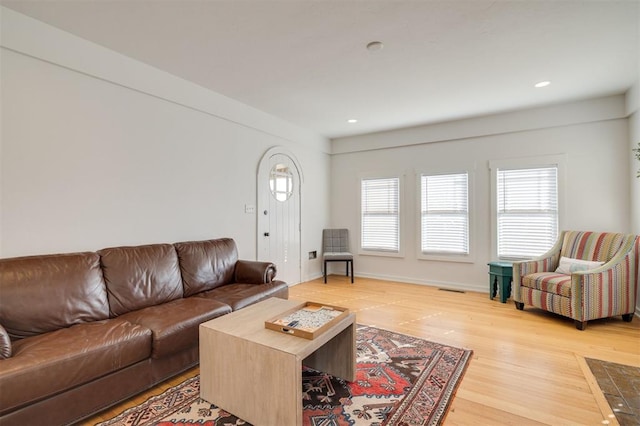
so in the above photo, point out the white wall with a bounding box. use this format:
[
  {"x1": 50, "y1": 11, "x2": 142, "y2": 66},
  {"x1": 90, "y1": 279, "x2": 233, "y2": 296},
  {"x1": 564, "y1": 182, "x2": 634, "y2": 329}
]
[
  {"x1": 626, "y1": 75, "x2": 640, "y2": 313},
  {"x1": 628, "y1": 77, "x2": 640, "y2": 236},
  {"x1": 331, "y1": 96, "x2": 631, "y2": 292},
  {"x1": 0, "y1": 8, "x2": 330, "y2": 282},
  {"x1": 627, "y1": 3, "x2": 639, "y2": 313},
  {"x1": 631, "y1": 107, "x2": 640, "y2": 314}
]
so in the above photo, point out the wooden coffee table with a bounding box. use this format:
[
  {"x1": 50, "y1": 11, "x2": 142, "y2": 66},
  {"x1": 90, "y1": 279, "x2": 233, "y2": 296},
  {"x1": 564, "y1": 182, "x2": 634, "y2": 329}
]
[{"x1": 199, "y1": 297, "x2": 356, "y2": 426}]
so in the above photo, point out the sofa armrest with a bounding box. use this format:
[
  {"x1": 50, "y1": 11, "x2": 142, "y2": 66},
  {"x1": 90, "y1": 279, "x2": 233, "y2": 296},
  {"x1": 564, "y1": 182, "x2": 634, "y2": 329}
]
[
  {"x1": 513, "y1": 233, "x2": 564, "y2": 302},
  {"x1": 0, "y1": 324, "x2": 12, "y2": 359},
  {"x1": 515, "y1": 232, "x2": 565, "y2": 275},
  {"x1": 234, "y1": 260, "x2": 277, "y2": 284},
  {"x1": 514, "y1": 253, "x2": 560, "y2": 277},
  {"x1": 571, "y1": 234, "x2": 639, "y2": 320}
]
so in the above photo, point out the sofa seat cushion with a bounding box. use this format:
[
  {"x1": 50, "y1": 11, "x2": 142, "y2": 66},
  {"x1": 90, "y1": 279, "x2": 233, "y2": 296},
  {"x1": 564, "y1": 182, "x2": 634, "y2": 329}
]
[
  {"x1": 117, "y1": 297, "x2": 231, "y2": 359},
  {"x1": 198, "y1": 281, "x2": 289, "y2": 311},
  {"x1": 0, "y1": 318, "x2": 151, "y2": 414},
  {"x1": 522, "y1": 272, "x2": 572, "y2": 297},
  {"x1": 324, "y1": 252, "x2": 353, "y2": 261}
]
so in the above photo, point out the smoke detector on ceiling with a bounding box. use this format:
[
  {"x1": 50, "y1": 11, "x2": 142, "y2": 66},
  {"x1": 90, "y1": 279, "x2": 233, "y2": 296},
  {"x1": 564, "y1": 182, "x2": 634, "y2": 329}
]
[{"x1": 366, "y1": 41, "x2": 384, "y2": 51}]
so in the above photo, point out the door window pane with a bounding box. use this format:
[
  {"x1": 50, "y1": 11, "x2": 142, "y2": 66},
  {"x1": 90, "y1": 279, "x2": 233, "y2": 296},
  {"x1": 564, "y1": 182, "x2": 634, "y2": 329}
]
[{"x1": 269, "y1": 164, "x2": 293, "y2": 202}]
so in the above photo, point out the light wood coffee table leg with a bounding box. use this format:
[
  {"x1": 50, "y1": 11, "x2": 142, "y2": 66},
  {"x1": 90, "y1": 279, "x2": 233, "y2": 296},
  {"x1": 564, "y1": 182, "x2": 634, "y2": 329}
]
[
  {"x1": 200, "y1": 329, "x2": 302, "y2": 426},
  {"x1": 304, "y1": 321, "x2": 356, "y2": 382}
]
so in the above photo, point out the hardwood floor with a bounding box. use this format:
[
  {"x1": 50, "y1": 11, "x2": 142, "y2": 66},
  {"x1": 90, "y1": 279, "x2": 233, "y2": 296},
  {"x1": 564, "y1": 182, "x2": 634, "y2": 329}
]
[{"x1": 83, "y1": 276, "x2": 640, "y2": 425}]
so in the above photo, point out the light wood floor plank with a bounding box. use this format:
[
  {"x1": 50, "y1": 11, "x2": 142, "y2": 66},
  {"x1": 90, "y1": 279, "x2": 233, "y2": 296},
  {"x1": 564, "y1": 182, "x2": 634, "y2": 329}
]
[{"x1": 82, "y1": 276, "x2": 640, "y2": 425}]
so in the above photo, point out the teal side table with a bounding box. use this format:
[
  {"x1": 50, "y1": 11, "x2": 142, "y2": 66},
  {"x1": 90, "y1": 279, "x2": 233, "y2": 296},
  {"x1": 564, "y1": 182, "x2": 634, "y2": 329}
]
[{"x1": 488, "y1": 261, "x2": 513, "y2": 303}]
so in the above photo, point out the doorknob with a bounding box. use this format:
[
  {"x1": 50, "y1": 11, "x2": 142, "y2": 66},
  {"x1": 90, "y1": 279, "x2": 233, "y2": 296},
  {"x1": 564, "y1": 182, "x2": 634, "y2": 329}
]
[{"x1": 264, "y1": 232, "x2": 270, "y2": 237}]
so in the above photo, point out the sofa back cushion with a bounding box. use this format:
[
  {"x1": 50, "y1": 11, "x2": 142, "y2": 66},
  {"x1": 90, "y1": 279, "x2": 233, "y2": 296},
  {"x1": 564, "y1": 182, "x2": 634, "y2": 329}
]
[
  {"x1": 0, "y1": 252, "x2": 109, "y2": 339},
  {"x1": 561, "y1": 231, "x2": 625, "y2": 263},
  {"x1": 99, "y1": 244, "x2": 183, "y2": 316},
  {"x1": 174, "y1": 238, "x2": 238, "y2": 297}
]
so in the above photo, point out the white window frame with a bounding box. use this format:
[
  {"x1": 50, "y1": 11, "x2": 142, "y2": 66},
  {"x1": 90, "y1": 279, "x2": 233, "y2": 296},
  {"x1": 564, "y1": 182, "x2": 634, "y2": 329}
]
[
  {"x1": 489, "y1": 155, "x2": 565, "y2": 261},
  {"x1": 359, "y1": 173, "x2": 405, "y2": 258},
  {"x1": 417, "y1": 170, "x2": 474, "y2": 263}
]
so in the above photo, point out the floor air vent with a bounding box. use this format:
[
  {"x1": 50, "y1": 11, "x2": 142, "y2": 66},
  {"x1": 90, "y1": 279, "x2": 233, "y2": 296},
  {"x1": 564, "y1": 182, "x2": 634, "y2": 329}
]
[{"x1": 438, "y1": 288, "x2": 465, "y2": 294}]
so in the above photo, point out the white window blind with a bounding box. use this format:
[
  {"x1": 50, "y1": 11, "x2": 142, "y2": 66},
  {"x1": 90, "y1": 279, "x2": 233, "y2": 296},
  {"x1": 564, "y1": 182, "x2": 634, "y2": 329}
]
[
  {"x1": 361, "y1": 177, "x2": 400, "y2": 252},
  {"x1": 421, "y1": 173, "x2": 469, "y2": 254},
  {"x1": 497, "y1": 166, "x2": 558, "y2": 259}
]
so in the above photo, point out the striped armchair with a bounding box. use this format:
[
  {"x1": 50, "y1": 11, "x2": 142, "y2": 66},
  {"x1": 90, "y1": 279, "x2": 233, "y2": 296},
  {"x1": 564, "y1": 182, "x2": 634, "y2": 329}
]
[{"x1": 513, "y1": 231, "x2": 639, "y2": 330}]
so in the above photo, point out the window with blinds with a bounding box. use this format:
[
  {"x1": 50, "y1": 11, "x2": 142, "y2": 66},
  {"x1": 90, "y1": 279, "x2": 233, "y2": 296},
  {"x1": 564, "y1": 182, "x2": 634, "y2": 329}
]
[
  {"x1": 497, "y1": 166, "x2": 558, "y2": 259},
  {"x1": 420, "y1": 172, "x2": 469, "y2": 254},
  {"x1": 361, "y1": 177, "x2": 400, "y2": 253}
]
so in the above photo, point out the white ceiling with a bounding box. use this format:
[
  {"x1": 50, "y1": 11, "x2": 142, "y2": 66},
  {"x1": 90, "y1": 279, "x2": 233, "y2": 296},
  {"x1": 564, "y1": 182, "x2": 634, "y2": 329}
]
[{"x1": 2, "y1": 0, "x2": 639, "y2": 139}]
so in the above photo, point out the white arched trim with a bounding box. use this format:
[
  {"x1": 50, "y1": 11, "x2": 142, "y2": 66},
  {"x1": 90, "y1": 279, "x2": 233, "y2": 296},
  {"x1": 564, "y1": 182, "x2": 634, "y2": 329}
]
[{"x1": 256, "y1": 146, "x2": 303, "y2": 284}]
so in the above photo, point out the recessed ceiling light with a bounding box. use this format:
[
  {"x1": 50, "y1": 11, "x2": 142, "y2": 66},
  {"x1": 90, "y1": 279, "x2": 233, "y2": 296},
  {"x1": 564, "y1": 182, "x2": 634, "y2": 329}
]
[
  {"x1": 366, "y1": 41, "x2": 384, "y2": 51},
  {"x1": 347, "y1": 119, "x2": 358, "y2": 123},
  {"x1": 534, "y1": 81, "x2": 551, "y2": 88}
]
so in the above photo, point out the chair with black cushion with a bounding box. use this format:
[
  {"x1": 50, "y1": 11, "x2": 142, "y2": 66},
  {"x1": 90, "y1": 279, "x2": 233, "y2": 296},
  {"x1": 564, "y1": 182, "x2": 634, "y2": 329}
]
[{"x1": 322, "y1": 229, "x2": 354, "y2": 284}]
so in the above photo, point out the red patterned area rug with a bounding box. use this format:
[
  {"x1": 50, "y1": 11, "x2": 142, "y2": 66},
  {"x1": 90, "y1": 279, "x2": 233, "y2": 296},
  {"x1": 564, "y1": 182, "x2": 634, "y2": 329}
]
[{"x1": 98, "y1": 326, "x2": 472, "y2": 426}]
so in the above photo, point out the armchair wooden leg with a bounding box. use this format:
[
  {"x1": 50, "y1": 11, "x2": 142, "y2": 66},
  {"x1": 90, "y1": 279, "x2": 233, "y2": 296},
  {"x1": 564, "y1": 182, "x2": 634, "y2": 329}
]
[
  {"x1": 324, "y1": 260, "x2": 327, "y2": 284},
  {"x1": 622, "y1": 313, "x2": 633, "y2": 322},
  {"x1": 514, "y1": 302, "x2": 524, "y2": 310},
  {"x1": 575, "y1": 320, "x2": 587, "y2": 331},
  {"x1": 350, "y1": 260, "x2": 354, "y2": 284}
]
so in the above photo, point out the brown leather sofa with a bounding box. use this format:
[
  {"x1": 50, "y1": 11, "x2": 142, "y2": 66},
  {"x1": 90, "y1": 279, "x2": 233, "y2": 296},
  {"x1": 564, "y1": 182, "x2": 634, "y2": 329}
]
[{"x1": 0, "y1": 237, "x2": 288, "y2": 426}]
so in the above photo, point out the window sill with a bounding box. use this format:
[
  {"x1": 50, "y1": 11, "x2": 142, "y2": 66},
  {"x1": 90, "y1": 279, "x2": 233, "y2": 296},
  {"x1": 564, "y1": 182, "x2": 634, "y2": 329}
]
[
  {"x1": 358, "y1": 249, "x2": 404, "y2": 258},
  {"x1": 417, "y1": 253, "x2": 475, "y2": 263}
]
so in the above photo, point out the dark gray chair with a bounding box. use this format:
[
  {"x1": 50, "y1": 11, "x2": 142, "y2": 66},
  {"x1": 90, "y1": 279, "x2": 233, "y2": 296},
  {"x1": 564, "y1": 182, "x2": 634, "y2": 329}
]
[{"x1": 322, "y1": 229, "x2": 354, "y2": 284}]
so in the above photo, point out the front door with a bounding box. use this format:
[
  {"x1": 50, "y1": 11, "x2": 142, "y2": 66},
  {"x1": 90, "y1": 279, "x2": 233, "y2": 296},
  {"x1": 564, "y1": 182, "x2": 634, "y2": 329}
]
[{"x1": 257, "y1": 147, "x2": 302, "y2": 285}]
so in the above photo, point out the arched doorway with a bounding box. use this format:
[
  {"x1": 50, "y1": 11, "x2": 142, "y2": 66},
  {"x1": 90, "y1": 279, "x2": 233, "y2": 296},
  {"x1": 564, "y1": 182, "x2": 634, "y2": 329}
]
[{"x1": 257, "y1": 147, "x2": 303, "y2": 285}]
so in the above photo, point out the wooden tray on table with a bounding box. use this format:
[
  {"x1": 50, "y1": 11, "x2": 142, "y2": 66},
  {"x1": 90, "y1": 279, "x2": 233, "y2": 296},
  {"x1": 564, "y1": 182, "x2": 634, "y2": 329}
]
[{"x1": 264, "y1": 301, "x2": 349, "y2": 339}]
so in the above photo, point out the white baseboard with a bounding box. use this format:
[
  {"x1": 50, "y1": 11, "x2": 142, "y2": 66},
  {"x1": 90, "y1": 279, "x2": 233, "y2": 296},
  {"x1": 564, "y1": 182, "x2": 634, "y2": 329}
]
[
  {"x1": 299, "y1": 270, "x2": 487, "y2": 294},
  {"x1": 347, "y1": 272, "x2": 486, "y2": 294},
  {"x1": 295, "y1": 272, "x2": 323, "y2": 285}
]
